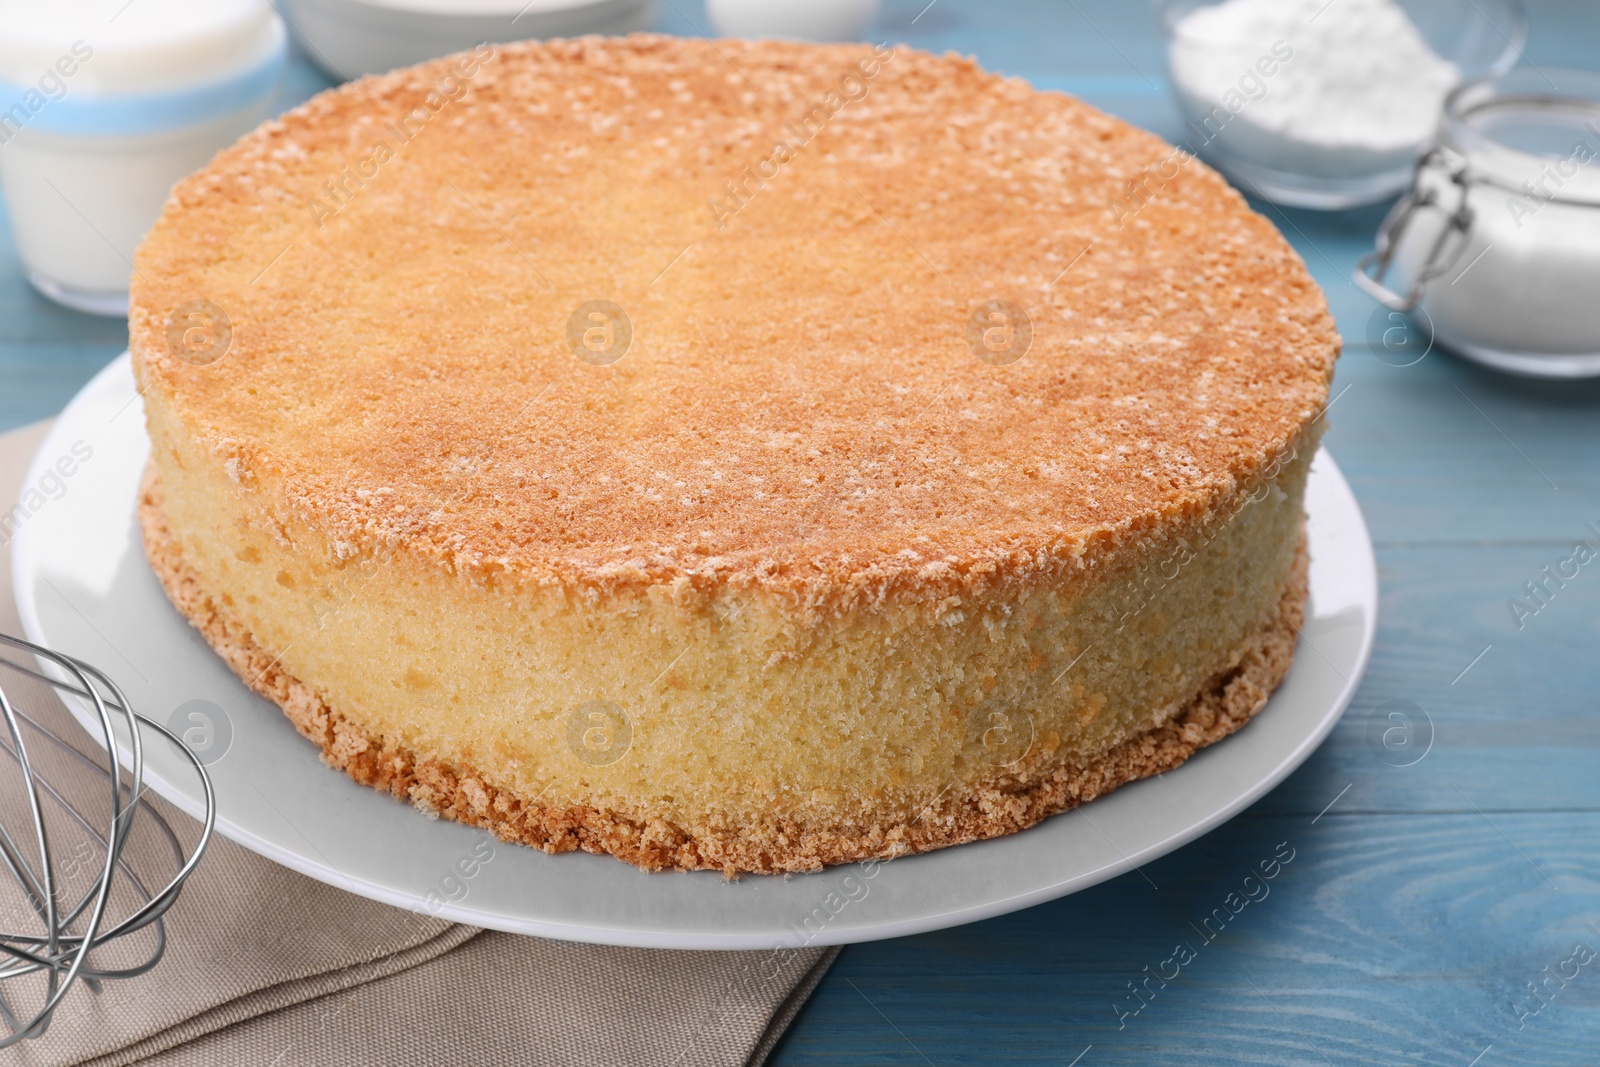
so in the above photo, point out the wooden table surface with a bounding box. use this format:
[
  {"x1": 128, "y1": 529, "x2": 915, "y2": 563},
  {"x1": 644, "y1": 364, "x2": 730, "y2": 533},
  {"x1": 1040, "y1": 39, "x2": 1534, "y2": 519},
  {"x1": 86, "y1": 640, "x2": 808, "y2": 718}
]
[{"x1": 3, "y1": 3, "x2": 1597, "y2": 1064}]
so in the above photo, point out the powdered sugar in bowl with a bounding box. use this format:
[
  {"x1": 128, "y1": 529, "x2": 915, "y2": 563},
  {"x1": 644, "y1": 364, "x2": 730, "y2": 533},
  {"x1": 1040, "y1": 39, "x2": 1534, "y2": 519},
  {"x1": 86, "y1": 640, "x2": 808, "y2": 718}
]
[{"x1": 1159, "y1": 0, "x2": 1526, "y2": 209}]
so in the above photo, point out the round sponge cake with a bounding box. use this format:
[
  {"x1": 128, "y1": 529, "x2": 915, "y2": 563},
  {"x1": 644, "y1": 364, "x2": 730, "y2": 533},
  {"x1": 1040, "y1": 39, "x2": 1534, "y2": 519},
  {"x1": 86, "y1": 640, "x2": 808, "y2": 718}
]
[{"x1": 129, "y1": 35, "x2": 1337, "y2": 873}]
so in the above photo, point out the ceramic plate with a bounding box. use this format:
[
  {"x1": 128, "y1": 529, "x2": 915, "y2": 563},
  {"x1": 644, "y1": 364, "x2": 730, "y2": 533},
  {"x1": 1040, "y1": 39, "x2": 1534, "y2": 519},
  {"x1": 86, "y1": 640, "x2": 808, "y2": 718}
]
[{"x1": 11, "y1": 354, "x2": 1376, "y2": 949}]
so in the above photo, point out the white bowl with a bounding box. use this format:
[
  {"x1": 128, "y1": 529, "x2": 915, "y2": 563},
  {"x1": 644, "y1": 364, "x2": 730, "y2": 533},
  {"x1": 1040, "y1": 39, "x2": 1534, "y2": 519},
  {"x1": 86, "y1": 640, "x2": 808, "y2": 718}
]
[
  {"x1": 706, "y1": 0, "x2": 880, "y2": 42},
  {"x1": 275, "y1": 0, "x2": 659, "y2": 81}
]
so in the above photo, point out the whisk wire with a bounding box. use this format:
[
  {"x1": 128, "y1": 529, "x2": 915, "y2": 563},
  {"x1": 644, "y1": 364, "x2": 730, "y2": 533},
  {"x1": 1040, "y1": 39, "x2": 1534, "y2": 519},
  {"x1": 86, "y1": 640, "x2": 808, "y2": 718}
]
[
  {"x1": 0, "y1": 632, "x2": 214, "y2": 1046},
  {"x1": 0, "y1": 714, "x2": 169, "y2": 950}
]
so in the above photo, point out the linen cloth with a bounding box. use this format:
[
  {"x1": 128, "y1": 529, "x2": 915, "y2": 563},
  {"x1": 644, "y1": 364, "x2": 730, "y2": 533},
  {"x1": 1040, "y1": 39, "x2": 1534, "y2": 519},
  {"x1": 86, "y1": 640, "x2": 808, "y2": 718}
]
[{"x1": 0, "y1": 420, "x2": 836, "y2": 1067}]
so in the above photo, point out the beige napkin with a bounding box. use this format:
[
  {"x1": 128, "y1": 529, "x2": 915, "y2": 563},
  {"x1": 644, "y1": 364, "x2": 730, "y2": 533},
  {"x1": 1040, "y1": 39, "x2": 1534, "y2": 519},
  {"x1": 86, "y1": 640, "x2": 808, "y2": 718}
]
[{"x1": 0, "y1": 420, "x2": 836, "y2": 1067}]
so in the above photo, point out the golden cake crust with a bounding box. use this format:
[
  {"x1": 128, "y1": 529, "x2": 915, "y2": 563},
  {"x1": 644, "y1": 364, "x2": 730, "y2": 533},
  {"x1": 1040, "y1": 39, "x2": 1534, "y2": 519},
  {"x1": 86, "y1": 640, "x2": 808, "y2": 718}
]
[
  {"x1": 140, "y1": 466, "x2": 1306, "y2": 874},
  {"x1": 128, "y1": 35, "x2": 1337, "y2": 612}
]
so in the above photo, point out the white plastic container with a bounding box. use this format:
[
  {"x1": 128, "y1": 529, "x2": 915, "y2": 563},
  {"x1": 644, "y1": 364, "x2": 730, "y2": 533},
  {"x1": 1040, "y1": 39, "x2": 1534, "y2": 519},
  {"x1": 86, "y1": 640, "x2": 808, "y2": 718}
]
[
  {"x1": 0, "y1": 0, "x2": 286, "y2": 315},
  {"x1": 1357, "y1": 68, "x2": 1600, "y2": 379}
]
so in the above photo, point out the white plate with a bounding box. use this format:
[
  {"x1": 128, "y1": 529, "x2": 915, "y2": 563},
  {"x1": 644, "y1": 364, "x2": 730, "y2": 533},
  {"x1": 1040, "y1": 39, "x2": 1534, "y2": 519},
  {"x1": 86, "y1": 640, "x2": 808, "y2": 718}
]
[{"x1": 12, "y1": 354, "x2": 1377, "y2": 950}]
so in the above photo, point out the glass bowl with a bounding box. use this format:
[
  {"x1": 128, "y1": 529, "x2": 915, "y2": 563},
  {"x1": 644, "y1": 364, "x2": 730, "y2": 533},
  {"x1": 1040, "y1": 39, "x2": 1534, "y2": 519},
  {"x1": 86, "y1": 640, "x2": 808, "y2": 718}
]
[{"x1": 1157, "y1": 0, "x2": 1527, "y2": 209}]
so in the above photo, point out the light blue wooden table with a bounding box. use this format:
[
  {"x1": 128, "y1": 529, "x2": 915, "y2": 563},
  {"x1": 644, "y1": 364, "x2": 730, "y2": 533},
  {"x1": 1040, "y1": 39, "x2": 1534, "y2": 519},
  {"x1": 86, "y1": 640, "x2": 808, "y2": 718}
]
[{"x1": 3, "y1": 3, "x2": 1597, "y2": 1064}]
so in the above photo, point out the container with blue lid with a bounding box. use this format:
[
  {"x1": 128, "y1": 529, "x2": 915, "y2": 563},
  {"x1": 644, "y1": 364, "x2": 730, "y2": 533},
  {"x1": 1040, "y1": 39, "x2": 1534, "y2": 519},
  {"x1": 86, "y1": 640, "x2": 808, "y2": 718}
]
[{"x1": 0, "y1": 0, "x2": 285, "y2": 315}]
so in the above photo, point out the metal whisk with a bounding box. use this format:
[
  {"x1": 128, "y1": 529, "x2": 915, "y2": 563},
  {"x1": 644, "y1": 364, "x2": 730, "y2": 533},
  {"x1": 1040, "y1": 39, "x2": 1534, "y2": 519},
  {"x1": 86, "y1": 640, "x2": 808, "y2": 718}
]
[{"x1": 0, "y1": 632, "x2": 214, "y2": 1046}]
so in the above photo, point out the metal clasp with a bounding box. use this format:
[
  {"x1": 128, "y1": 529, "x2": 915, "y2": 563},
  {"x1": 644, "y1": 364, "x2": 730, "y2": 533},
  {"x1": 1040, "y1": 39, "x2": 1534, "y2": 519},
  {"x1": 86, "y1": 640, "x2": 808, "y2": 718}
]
[{"x1": 1354, "y1": 146, "x2": 1477, "y2": 311}]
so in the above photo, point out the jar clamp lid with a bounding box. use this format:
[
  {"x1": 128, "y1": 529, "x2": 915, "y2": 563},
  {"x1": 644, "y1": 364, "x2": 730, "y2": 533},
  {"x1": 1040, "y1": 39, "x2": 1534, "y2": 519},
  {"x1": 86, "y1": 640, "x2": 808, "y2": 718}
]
[
  {"x1": 1354, "y1": 145, "x2": 1476, "y2": 311},
  {"x1": 1356, "y1": 67, "x2": 1600, "y2": 310}
]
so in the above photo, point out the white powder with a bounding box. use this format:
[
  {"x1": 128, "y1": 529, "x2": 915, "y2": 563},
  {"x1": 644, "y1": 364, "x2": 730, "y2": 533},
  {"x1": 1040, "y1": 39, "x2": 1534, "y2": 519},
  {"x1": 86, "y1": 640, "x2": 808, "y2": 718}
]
[
  {"x1": 1395, "y1": 120, "x2": 1600, "y2": 368},
  {"x1": 1170, "y1": 0, "x2": 1459, "y2": 178}
]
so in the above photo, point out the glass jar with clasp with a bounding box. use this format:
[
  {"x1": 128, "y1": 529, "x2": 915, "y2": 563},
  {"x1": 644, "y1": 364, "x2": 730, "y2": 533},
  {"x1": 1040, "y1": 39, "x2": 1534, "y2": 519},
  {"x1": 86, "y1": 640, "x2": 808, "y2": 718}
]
[{"x1": 1356, "y1": 67, "x2": 1600, "y2": 379}]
